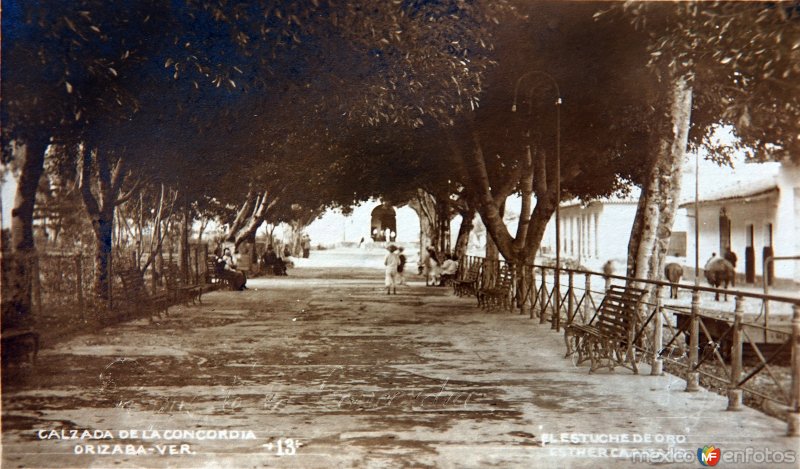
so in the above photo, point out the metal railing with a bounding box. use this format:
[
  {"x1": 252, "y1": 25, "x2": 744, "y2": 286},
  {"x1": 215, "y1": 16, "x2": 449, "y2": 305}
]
[
  {"x1": 454, "y1": 255, "x2": 800, "y2": 436},
  {"x1": 1, "y1": 245, "x2": 212, "y2": 337}
]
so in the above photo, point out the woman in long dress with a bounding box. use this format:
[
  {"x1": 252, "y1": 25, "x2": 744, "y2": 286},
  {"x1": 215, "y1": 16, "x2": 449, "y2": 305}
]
[{"x1": 384, "y1": 245, "x2": 400, "y2": 295}]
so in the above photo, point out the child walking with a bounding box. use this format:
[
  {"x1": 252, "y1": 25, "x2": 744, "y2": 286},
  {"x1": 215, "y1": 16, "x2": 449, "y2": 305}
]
[{"x1": 397, "y1": 247, "x2": 407, "y2": 286}]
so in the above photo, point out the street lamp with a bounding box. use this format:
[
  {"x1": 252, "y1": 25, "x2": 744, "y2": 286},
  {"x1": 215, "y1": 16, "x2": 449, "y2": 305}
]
[{"x1": 512, "y1": 71, "x2": 562, "y2": 329}]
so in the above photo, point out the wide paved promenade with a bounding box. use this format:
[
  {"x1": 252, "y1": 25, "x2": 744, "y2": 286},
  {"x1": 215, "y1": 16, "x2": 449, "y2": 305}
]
[{"x1": 2, "y1": 249, "x2": 796, "y2": 468}]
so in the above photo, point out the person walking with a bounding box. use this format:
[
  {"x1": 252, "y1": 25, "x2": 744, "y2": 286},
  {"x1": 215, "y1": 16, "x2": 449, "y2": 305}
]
[
  {"x1": 384, "y1": 245, "x2": 400, "y2": 295},
  {"x1": 397, "y1": 246, "x2": 407, "y2": 286}
]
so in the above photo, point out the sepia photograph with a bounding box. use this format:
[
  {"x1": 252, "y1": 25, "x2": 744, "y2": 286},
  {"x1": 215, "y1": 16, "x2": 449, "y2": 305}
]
[{"x1": 1, "y1": 1, "x2": 799, "y2": 467}]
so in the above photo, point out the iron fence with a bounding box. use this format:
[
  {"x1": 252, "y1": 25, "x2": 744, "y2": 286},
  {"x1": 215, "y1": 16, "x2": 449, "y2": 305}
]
[{"x1": 454, "y1": 255, "x2": 800, "y2": 436}]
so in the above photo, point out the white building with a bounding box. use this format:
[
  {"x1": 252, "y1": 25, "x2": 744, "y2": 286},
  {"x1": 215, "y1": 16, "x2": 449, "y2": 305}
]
[
  {"x1": 680, "y1": 160, "x2": 799, "y2": 285},
  {"x1": 534, "y1": 159, "x2": 798, "y2": 285},
  {"x1": 305, "y1": 198, "x2": 420, "y2": 247},
  {"x1": 538, "y1": 195, "x2": 646, "y2": 270}
]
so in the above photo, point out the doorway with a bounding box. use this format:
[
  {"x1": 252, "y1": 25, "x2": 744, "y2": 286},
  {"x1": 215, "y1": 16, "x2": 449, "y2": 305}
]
[{"x1": 745, "y1": 224, "x2": 755, "y2": 284}]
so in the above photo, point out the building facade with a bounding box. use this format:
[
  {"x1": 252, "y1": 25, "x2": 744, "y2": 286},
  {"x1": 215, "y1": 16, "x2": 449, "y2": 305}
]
[{"x1": 680, "y1": 161, "x2": 799, "y2": 285}]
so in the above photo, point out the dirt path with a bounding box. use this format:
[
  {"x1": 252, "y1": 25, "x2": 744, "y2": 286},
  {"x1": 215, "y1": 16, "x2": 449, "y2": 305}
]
[{"x1": 2, "y1": 257, "x2": 796, "y2": 468}]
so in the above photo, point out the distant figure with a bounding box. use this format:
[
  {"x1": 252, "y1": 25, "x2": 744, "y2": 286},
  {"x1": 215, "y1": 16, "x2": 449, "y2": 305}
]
[
  {"x1": 723, "y1": 249, "x2": 738, "y2": 286},
  {"x1": 664, "y1": 263, "x2": 683, "y2": 299},
  {"x1": 384, "y1": 245, "x2": 400, "y2": 295},
  {"x1": 704, "y1": 257, "x2": 735, "y2": 301},
  {"x1": 358, "y1": 237, "x2": 365, "y2": 249},
  {"x1": 262, "y1": 245, "x2": 287, "y2": 276},
  {"x1": 302, "y1": 234, "x2": 311, "y2": 258},
  {"x1": 397, "y1": 247, "x2": 407, "y2": 285},
  {"x1": 423, "y1": 246, "x2": 441, "y2": 286},
  {"x1": 602, "y1": 259, "x2": 616, "y2": 292},
  {"x1": 283, "y1": 245, "x2": 291, "y2": 258}
]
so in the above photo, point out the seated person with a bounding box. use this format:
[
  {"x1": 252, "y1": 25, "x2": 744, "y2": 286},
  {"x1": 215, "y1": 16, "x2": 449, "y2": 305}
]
[
  {"x1": 439, "y1": 255, "x2": 459, "y2": 286},
  {"x1": 262, "y1": 245, "x2": 288, "y2": 276},
  {"x1": 220, "y1": 247, "x2": 247, "y2": 290}
]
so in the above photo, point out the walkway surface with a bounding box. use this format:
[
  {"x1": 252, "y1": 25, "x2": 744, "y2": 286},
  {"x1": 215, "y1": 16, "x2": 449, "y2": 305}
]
[{"x1": 2, "y1": 249, "x2": 797, "y2": 468}]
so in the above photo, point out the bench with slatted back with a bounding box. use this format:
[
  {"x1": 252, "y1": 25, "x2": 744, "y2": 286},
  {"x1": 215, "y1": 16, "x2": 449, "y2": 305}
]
[
  {"x1": 1, "y1": 328, "x2": 40, "y2": 367},
  {"x1": 564, "y1": 285, "x2": 648, "y2": 373},
  {"x1": 164, "y1": 263, "x2": 202, "y2": 305},
  {"x1": 117, "y1": 268, "x2": 169, "y2": 321},
  {"x1": 477, "y1": 264, "x2": 513, "y2": 310},
  {"x1": 453, "y1": 262, "x2": 481, "y2": 297}
]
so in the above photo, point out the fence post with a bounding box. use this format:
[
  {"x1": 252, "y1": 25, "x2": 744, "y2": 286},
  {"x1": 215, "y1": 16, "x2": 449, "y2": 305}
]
[
  {"x1": 540, "y1": 267, "x2": 548, "y2": 324},
  {"x1": 651, "y1": 285, "x2": 663, "y2": 376},
  {"x1": 686, "y1": 289, "x2": 700, "y2": 392},
  {"x1": 528, "y1": 266, "x2": 536, "y2": 319},
  {"x1": 511, "y1": 263, "x2": 518, "y2": 314},
  {"x1": 552, "y1": 267, "x2": 560, "y2": 330},
  {"x1": 727, "y1": 295, "x2": 744, "y2": 411},
  {"x1": 788, "y1": 304, "x2": 800, "y2": 436},
  {"x1": 516, "y1": 264, "x2": 528, "y2": 314},
  {"x1": 75, "y1": 254, "x2": 84, "y2": 312},
  {"x1": 31, "y1": 253, "x2": 42, "y2": 316},
  {"x1": 583, "y1": 273, "x2": 591, "y2": 323},
  {"x1": 565, "y1": 270, "x2": 574, "y2": 328}
]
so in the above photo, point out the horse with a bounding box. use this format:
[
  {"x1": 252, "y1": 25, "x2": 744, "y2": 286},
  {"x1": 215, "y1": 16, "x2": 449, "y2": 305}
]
[
  {"x1": 723, "y1": 250, "x2": 738, "y2": 286},
  {"x1": 704, "y1": 258, "x2": 735, "y2": 301},
  {"x1": 664, "y1": 263, "x2": 683, "y2": 299}
]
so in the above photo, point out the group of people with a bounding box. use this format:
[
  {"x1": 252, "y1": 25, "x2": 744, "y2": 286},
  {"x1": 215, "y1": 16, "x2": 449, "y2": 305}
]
[
  {"x1": 383, "y1": 245, "x2": 407, "y2": 294},
  {"x1": 211, "y1": 243, "x2": 294, "y2": 291},
  {"x1": 384, "y1": 245, "x2": 458, "y2": 294},
  {"x1": 213, "y1": 247, "x2": 248, "y2": 291},
  {"x1": 421, "y1": 246, "x2": 458, "y2": 286},
  {"x1": 262, "y1": 244, "x2": 288, "y2": 276}
]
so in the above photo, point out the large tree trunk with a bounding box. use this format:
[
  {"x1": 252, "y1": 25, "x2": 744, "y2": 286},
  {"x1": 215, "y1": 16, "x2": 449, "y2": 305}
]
[
  {"x1": 5, "y1": 139, "x2": 47, "y2": 326},
  {"x1": 79, "y1": 146, "x2": 128, "y2": 303},
  {"x1": 647, "y1": 78, "x2": 692, "y2": 282},
  {"x1": 523, "y1": 201, "x2": 557, "y2": 265},
  {"x1": 627, "y1": 76, "x2": 693, "y2": 289},
  {"x1": 92, "y1": 215, "x2": 114, "y2": 301},
  {"x1": 482, "y1": 199, "x2": 505, "y2": 287},
  {"x1": 454, "y1": 207, "x2": 475, "y2": 260},
  {"x1": 232, "y1": 193, "x2": 278, "y2": 248},
  {"x1": 179, "y1": 200, "x2": 191, "y2": 283},
  {"x1": 461, "y1": 131, "x2": 566, "y2": 267},
  {"x1": 408, "y1": 188, "x2": 443, "y2": 260}
]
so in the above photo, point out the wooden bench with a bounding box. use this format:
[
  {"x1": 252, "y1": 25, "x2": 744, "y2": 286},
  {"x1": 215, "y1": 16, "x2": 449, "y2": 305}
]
[
  {"x1": 164, "y1": 263, "x2": 203, "y2": 305},
  {"x1": 117, "y1": 268, "x2": 169, "y2": 321},
  {"x1": 2, "y1": 328, "x2": 40, "y2": 367},
  {"x1": 477, "y1": 264, "x2": 513, "y2": 310},
  {"x1": 453, "y1": 262, "x2": 481, "y2": 297},
  {"x1": 564, "y1": 285, "x2": 648, "y2": 373}
]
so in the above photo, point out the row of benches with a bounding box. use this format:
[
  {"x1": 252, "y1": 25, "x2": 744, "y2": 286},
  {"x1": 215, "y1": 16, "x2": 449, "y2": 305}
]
[
  {"x1": 2, "y1": 264, "x2": 214, "y2": 368},
  {"x1": 451, "y1": 260, "x2": 648, "y2": 373},
  {"x1": 116, "y1": 264, "x2": 205, "y2": 323}
]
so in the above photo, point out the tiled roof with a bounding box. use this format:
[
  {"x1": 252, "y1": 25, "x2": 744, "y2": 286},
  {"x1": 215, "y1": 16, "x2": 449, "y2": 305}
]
[{"x1": 678, "y1": 162, "x2": 780, "y2": 207}]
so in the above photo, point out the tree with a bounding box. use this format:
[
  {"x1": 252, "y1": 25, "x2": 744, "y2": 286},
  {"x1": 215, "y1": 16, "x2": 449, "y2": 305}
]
[
  {"x1": 614, "y1": 1, "x2": 800, "y2": 287},
  {"x1": 452, "y1": 1, "x2": 654, "y2": 267}
]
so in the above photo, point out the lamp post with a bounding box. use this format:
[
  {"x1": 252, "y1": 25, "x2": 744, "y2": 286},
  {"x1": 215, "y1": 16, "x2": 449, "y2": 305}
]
[
  {"x1": 512, "y1": 71, "x2": 561, "y2": 328},
  {"x1": 695, "y1": 151, "x2": 700, "y2": 286}
]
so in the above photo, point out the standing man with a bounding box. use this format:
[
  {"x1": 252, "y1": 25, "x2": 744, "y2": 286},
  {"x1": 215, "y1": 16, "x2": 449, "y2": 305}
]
[
  {"x1": 302, "y1": 234, "x2": 311, "y2": 258},
  {"x1": 384, "y1": 245, "x2": 400, "y2": 295}
]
